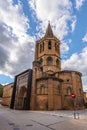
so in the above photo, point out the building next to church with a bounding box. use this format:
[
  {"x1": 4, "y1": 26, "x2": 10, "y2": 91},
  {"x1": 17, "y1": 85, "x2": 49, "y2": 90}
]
[
  {"x1": 3, "y1": 22, "x2": 84, "y2": 110},
  {"x1": 2, "y1": 83, "x2": 13, "y2": 107},
  {"x1": 84, "y1": 92, "x2": 87, "y2": 105},
  {"x1": 0, "y1": 84, "x2": 4, "y2": 104}
]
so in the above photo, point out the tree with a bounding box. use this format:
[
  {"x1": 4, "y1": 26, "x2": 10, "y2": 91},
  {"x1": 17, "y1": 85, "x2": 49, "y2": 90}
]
[{"x1": 0, "y1": 84, "x2": 3, "y2": 97}]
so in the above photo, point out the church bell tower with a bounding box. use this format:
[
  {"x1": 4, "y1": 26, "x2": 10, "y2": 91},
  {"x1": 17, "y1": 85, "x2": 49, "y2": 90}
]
[
  {"x1": 34, "y1": 22, "x2": 61, "y2": 73},
  {"x1": 30, "y1": 22, "x2": 62, "y2": 110}
]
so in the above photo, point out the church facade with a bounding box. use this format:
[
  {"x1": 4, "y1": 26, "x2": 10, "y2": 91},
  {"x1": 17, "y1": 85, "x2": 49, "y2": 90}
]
[{"x1": 10, "y1": 23, "x2": 84, "y2": 110}]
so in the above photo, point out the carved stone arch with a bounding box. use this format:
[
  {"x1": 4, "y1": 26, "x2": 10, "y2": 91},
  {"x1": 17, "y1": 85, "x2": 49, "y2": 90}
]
[
  {"x1": 55, "y1": 43, "x2": 59, "y2": 52},
  {"x1": 16, "y1": 86, "x2": 27, "y2": 109},
  {"x1": 47, "y1": 56, "x2": 53, "y2": 65},
  {"x1": 18, "y1": 86, "x2": 27, "y2": 98},
  {"x1": 39, "y1": 58, "x2": 43, "y2": 65},
  {"x1": 48, "y1": 40, "x2": 52, "y2": 49},
  {"x1": 40, "y1": 42, "x2": 44, "y2": 53},
  {"x1": 56, "y1": 58, "x2": 59, "y2": 66}
]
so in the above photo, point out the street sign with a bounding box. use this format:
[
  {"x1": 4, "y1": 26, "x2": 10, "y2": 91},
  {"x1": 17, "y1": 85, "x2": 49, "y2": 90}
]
[{"x1": 71, "y1": 93, "x2": 76, "y2": 98}]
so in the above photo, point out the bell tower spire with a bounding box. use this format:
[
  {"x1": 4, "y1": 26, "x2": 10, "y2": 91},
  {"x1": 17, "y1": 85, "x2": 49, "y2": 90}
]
[
  {"x1": 45, "y1": 21, "x2": 53, "y2": 37},
  {"x1": 31, "y1": 22, "x2": 61, "y2": 110},
  {"x1": 34, "y1": 22, "x2": 61, "y2": 73}
]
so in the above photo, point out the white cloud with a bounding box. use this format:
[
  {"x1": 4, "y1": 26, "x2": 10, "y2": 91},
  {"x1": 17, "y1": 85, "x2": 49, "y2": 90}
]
[
  {"x1": 82, "y1": 33, "x2": 87, "y2": 42},
  {"x1": 29, "y1": 0, "x2": 76, "y2": 40},
  {"x1": 0, "y1": 0, "x2": 86, "y2": 90},
  {"x1": 61, "y1": 41, "x2": 69, "y2": 55},
  {"x1": 62, "y1": 47, "x2": 87, "y2": 91},
  {"x1": 0, "y1": 0, "x2": 35, "y2": 76},
  {"x1": 2, "y1": 82, "x2": 10, "y2": 86},
  {"x1": 71, "y1": 16, "x2": 77, "y2": 32},
  {"x1": 75, "y1": 0, "x2": 85, "y2": 10},
  {"x1": 29, "y1": 0, "x2": 87, "y2": 90}
]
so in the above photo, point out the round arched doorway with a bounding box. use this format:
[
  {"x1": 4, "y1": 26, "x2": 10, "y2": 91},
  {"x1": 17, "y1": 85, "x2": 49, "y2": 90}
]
[{"x1": 17, "y1": 86, "x2": 27, "y2": 109}]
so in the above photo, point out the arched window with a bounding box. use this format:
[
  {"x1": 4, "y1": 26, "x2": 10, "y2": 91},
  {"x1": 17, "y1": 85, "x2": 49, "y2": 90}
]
[
  {"x1": 42, "y1": 42, "x2": 44, "y2": 51},
  {"x1": 55, "y1": 43, "x2": 57, "y2": 51},
  {"x1": 39, "y1": 58, "x2": 43, "y2": 65},
  {"x1": 40, "y1": 42, "x2": 44, "y2": 53},
  {"x1": 37, "y1": 85, "x2": 48, "y2": 95},
  {"x1": 17, "y1": 86, "x2": 27, "y2": 109},
  {"x1": 67, "y1": 87, "x2": 71, "y2": 95},
  {"x1": 55, "y1": 43, "x2": 59, "y2": 52},
  {"x1": 47, "y1": 57, "x2": 53, "y2": 65},
  {"x1": 56, "y1": 59, "x2": 59, "y2": 66},
  {"x1": 48, "y1": 40, "x2": 52, "y2": 49}
]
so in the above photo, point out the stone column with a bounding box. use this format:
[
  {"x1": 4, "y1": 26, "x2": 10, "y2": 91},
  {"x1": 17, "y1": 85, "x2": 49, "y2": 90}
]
[
  {"x1": 30, "y1": 68, "x2": 37, "y2": 110},
  {"x1": 71, "y1": 72, "x2": 77, "y2": 107},
  {"x1": 48, "y1": 78, "x2": 54, "y2": 110}
]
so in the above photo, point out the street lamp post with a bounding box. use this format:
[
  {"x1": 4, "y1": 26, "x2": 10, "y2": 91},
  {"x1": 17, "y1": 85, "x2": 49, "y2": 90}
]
[{"x1": 71, "y1": 93, "x2": 76, "y2": 119}]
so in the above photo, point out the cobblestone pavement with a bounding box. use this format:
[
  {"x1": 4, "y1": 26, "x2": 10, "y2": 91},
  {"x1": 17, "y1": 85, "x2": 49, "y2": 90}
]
[{"x1": 0, "y1": 105, "x2": 87, "y2": 130}]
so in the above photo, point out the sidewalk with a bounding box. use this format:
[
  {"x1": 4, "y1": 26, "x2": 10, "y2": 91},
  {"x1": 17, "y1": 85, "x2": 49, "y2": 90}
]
[{"x1": 0, "y1": 105, "x2": 87, "y2": 130}]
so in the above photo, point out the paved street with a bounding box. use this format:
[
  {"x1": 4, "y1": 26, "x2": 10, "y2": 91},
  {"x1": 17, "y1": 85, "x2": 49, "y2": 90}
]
[{"x1": 0, "y1": 105, "x2": 87, "y2": 130}]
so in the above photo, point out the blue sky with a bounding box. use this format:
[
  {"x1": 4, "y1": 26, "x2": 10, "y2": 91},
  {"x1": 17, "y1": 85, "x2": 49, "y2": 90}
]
[{"x1": 0, "y1": 0, "x2": 87, "y2": 91}]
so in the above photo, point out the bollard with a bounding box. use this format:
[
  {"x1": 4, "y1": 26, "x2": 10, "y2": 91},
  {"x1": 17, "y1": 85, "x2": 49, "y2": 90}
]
[
  {"x1": 74, "y1": 111, "x2": 76, "y2": 119},
  {"x1": 77, "y1": 112, "x2": 79, "y2": 119},
  {"x1": 74, "y1": 112, "x2": 79, "y2": 119}
]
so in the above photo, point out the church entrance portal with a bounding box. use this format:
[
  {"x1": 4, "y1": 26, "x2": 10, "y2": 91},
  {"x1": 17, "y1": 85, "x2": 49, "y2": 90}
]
[{"x1": 15, "y1": 86, "x2": 27, "y2": 110}]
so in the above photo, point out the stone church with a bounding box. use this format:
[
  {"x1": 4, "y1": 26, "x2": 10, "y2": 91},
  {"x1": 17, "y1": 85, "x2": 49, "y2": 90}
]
[{"x1": 10, "y1": 22, "x2": 84, "y2": 110}]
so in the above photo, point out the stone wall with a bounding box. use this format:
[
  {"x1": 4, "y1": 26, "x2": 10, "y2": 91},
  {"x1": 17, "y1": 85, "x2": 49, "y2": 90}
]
[
  {"x1": 59, "y1": 71, "x2": 84, "y2": 110},
  {"x1": 31, "y1": 22, "x2": 84, "y2": 110},
  {"x1": 2, "y1": 83, "x2": 14, "y2": 107},
  {"x1": 84, "y1": 92, "x2": 87, "y2": 104}
]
